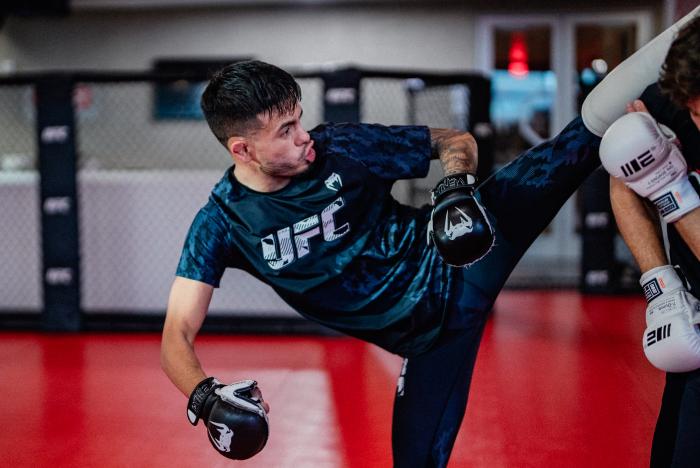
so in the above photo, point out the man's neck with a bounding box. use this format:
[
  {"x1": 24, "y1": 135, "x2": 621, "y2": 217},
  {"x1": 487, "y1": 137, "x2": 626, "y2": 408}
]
[{"x1": 233, "y1": 165, "x2": 290, "y2": 193}]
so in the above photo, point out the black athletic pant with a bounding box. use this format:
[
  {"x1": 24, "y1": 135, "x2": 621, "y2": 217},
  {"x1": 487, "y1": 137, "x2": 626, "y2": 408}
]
[{"x1": 650, "y1": 368, "x2": 700, "y2": 468}]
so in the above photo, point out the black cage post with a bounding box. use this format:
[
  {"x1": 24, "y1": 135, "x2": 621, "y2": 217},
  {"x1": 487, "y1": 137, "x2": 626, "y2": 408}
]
[
  {"x1": 580, "y1": 168, "x2": 616, "y2": 294},
  {"x1": 322, "y1": 67, "x2": 361, "y2": 123},
  {"x1": 36, "y1": 75, "x2": 81, "y2": 331}
]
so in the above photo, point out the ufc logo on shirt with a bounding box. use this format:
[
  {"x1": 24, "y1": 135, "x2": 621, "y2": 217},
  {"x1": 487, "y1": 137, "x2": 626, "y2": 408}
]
[
  {"x1": 620, "y1": 150, "x2": 655, "y2": 177},
  {"x1": 261, "y1": 197, "x2": 350, "y2": 270}
]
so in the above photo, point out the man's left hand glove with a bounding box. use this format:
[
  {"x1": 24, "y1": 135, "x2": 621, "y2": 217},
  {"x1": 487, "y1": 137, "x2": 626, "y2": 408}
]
[
  {"x1": 641, "y1": 265, "x2": 700, "y2": 373},
  {"x1": 427, "y1": 173, "x2": 494, "y2": 267}
]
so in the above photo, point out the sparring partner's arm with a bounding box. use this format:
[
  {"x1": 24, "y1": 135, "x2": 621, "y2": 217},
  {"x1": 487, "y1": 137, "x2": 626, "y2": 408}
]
[
  {"x1": 426, "y1": 128, "x2": 494, "y2": 266},
  {"x1": 610, "y1": 179, "x2": 700, "y2": 373},
  {"x1": 609, "y1": 177, "x2": 666, "y2": 272},
  {"x1": 605, "y1": 103, "x2": 700, "y2": 373},
  {"x1": 674, "y1": 210, "x2": 700, "y2": 260},
  {"x1": 624, "y1": 99, "x2": 700, "y2": 261}
]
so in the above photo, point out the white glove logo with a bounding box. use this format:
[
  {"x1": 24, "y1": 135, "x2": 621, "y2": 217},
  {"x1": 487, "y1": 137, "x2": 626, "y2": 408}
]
[
  {"x1": 444, "y1": 207, "x2": 473, "y2": 240},
  {"x1": 646, "y1": 323, "x2": 672, "y2": 347},
  {"x1": 208, "y1": 420, "x2": 234, "y2": 453},
  {"x1": 620, "y1": 149, "x2": 655, "y2": 177}
]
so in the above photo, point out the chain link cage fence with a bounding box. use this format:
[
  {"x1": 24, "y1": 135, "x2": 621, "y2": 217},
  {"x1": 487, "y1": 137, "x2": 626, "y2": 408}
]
[
  {"x1": 0, "y1": 85, "x2": 41, "y2": 318},
  {"x1": 75, "y1": 77, "x2": 324, "y2": 320},
  {"x1": 361, "y1": 78, "x2": 475, "y2": 208},
  {"x1": 73, "y1": 72, "x2": 487, "y2": 322},
  {"x1": 2, "y1": 66, "x2": 609, "y2": 331},
  {"x1": 0, "y1": 69, "x2": 494, "y2": 328}
]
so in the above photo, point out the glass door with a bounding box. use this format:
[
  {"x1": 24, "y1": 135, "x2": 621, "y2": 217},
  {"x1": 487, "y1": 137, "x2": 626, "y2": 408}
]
[{"x1": 475, "y1": 11, "x2": 652, "y2": 286}]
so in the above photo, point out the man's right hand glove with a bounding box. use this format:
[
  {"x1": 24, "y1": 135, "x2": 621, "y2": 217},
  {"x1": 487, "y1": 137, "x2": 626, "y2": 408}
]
[
  {"x1": 599, "y1": 112, "x2": 700, "y2": 223},
  {"x1": 640, "y1": 265, "x2": 700, "y2": 373},
  {"x1": 427, "y1": 173, "x2": 494, "y2": 267},
  {"x1": 187, "y1": 377, "x2": 269, "y2": 460}
]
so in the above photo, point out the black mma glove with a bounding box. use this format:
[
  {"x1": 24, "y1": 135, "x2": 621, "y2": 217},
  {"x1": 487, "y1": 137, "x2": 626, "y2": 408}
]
[
  {"x1": 427, "y1": 173, "x2": 494, "y2": 266},
  {"x1": 187, "y1": 377, "x2": 269, "y2": 460}
]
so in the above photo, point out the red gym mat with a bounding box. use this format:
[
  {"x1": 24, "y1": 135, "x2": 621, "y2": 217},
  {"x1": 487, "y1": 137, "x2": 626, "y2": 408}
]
[{"x1": 0, "y1": 291, "x2": 661, "y2": 467}]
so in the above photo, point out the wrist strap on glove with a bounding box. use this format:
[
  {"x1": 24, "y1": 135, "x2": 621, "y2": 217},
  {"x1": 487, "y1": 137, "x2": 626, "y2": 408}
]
[
  {"x1": 216, "y1": 380, "x2": 267, "y2": 418},
  {"x1": 431, "y1": 173, "x2": 477, "y2": 204},
  {"x1": 651, "y1": 176, "x2": 700, "y2": 223},
  {"x1": 640, "y1": 265, "x2": 685, "y2": 304},
  {"x1": 187, "y1": 376, "x2": 221, "y2": 426}
]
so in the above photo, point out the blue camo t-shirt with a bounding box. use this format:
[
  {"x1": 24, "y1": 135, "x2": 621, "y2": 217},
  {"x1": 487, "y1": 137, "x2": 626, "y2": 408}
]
[{"x1": 177, "y1": 123, "x2": 454, "y2": 356}]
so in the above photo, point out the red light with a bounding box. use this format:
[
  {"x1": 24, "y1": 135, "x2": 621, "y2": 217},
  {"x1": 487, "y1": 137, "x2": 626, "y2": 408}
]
[{"x1": 508, "y1": 32, "x2": 529, "y2": 78}]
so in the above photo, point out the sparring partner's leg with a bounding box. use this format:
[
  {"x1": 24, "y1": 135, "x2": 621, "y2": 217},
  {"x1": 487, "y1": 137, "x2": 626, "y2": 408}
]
[
  {"x1": 582, "y1": 6, "x2": 700, "y2": 136},
  {"x1": 651, "y1": 368, "x2": 700, "y2": 468},
  {"x1": 651, "y1": 372, "x2": 685, "y2": 467},
  {"x1": 671, "y1": 368, "x2": 700, "y2": 467}
]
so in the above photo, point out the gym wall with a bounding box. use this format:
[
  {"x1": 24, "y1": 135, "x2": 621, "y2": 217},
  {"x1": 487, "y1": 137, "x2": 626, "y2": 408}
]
[{"x1": 0, "y1": 6, "x2": 477, "y2": 72}]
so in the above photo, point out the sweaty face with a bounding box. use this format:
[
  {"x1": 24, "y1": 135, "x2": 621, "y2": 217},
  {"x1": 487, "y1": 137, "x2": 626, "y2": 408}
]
[
  {"x1": 688, "y1": 96, "x2": 700, "y2": 131},
  {"x1": 248, "y1": 104, "x2": 316, "y2": 179}
]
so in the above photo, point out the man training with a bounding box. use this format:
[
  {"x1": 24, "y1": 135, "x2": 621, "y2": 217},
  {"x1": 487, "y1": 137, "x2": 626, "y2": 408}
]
[{"x1": 160, "y1": 7, "x2": 699, "y2": 466}]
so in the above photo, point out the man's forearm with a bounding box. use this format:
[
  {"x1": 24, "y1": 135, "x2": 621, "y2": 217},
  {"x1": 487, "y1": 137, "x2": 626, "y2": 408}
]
[
  {"x1": 430, "y1": 128, "x2": 478, "y2": 175},
  {"x1": 161, "y1": 277, "x2": 214, "y2": 397},
  {"x1": 610, "y1": 177, "x2": 667, "y2": 272},
  {"x1": 161, "y1": 328, "x2": 208, "y2": 397},
  {"x1": 674, "y1": 208, "x2": 700, "y2": 260}
]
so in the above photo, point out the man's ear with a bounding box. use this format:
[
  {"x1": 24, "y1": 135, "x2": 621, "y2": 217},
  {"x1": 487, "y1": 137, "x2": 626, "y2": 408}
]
[{"x1": 227, "y1": 137, "x2": 250, "y2": 162}]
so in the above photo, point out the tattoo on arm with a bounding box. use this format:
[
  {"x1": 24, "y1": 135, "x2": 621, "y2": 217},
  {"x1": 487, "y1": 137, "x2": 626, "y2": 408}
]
[{"x1": 430, "y1": 128, "x2": 478, "y2": 176}]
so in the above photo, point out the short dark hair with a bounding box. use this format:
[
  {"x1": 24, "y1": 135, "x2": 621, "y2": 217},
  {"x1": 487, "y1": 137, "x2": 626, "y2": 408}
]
[
  {"x1": 659, "y1": 15, "x2": 700, "y2": 107},
  {"x1": 200, "y1": 60, "x2": 301, "y2": 146}
]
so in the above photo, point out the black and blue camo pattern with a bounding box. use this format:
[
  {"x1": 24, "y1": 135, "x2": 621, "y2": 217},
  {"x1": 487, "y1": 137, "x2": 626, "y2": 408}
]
[
  {"x1": 311, "y1": 122, "x2": 431, "y2": 180},
  {"x1": 176, "y1": 207, "x2": 232, "y2": 287}
]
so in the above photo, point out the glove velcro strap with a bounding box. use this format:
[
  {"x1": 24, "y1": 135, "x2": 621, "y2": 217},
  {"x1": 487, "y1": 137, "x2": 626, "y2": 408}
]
[
  {"x1": 431, "y1": 173, "x2": 477, "y2": 204},
  {"x1": 187, "y1": 376, "x2": 221, "y2": 426},
  {"x1": 640, "y1": 265, "x2": 684, "y2": 304},
  {"x1": 216, "y1": 380, "x2": 267, "y2": 419},
  {"x1": 651, "y1": 176, "x2": 700, "y2": 223}
]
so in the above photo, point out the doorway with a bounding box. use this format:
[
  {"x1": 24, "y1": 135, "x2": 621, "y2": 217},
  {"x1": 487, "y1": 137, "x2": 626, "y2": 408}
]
[{"x1": 475, "y1": 10, "x2": 653, "y2": 286}]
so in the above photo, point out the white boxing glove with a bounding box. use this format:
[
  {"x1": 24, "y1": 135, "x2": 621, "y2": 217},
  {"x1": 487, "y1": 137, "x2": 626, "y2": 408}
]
[
  {"x1": 640, "y1": 265, "x2": 700, "y2": 373},
  {"x1": 600, "y1": 112, "x2": 700, "y2": 223}
]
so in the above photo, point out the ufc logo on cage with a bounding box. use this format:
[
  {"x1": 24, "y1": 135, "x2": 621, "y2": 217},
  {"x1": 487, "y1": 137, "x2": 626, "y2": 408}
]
[
  {"x1": 261, "y1": 197, "x2": 350, "y2": 270},
  {"x1": 620, "y1": 150, "x2": 655, "y2": 177},
  {"x1": 40, "y1": 125, "x2": 69, "y2": 144}
]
